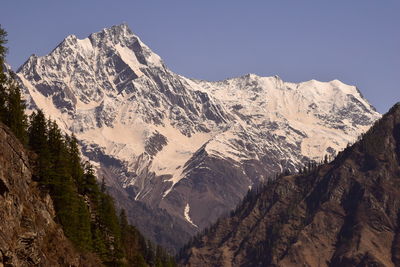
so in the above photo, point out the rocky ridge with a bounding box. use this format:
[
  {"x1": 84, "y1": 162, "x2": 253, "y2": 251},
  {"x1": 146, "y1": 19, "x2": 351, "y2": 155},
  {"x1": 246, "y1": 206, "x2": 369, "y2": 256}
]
[{"x1": 179, "y1": 103, "x2": 400, "y2": 266}]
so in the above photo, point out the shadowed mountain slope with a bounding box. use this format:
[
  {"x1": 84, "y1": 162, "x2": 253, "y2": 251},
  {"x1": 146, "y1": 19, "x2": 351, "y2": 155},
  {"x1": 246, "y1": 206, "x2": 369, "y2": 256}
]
[{"x1": 179, "y1": 103, "x2": 400, "y2": 267}]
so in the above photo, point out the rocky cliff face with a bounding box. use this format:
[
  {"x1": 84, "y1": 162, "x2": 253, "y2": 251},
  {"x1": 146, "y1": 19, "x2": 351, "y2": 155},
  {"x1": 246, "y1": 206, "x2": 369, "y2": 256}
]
[
  {"x1": 0, "y1": 123, "x2": 100, "y2": 266},
  {"x1": 179, "y1": 103, "x2": 400, "y2": 267},
  {"x1": 16, "y1": 23, "x2": 380, "y2": 251}
]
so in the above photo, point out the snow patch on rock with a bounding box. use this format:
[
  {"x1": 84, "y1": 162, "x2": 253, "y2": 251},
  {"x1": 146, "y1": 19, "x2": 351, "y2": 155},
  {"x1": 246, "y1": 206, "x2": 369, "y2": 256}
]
[{"x1": 184, "y1": 203, "x2": 198, "y2": 228}]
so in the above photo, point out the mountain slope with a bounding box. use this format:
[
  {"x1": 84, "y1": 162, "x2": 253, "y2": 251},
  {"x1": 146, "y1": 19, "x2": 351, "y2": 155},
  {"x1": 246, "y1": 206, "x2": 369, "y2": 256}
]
[
  {"x1": 179, "y1": 102, "x2": 400, "y2": 266},
  {"x1": 0, "y1": 122, "x2": 101, "y2": 266},
  {"x1": 16, "y1": 24, "x2": 380, "y2": 250}
]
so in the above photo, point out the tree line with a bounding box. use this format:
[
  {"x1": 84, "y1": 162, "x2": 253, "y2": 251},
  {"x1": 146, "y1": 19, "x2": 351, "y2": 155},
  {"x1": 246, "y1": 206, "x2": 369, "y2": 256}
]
[{"x1": 0, "y1": 25, "x2": 175, "y2": 267}]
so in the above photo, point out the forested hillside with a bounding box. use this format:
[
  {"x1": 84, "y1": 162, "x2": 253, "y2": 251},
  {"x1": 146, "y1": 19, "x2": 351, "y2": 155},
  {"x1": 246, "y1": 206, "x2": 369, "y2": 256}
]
[
  {"x1": 0, "y1": 25, "x2": 175, "y2": 267},
  {"x1": 179, "y1": 103, "x2": 400, "y2": 266}
]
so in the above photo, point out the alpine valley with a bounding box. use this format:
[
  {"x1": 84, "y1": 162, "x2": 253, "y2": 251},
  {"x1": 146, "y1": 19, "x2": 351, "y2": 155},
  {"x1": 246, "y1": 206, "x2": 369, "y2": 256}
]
[{"x1": 16, "y1": 24, "x2": 380, "y2": 251}]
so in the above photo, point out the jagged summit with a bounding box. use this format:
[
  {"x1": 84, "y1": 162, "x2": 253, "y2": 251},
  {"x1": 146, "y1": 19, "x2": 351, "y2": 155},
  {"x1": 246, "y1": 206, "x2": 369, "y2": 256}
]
[
  {"x1": 88, "y1": 24, "x2": 136, "y2": 47},
  {"x1": 18, "y1": 24, "x2": 164, "y2": 84},
  {"x1": 60, "y1": 23, "x2": 141, "y2": 51},
  {"x1": 16, "y1": 23, "x2": 381, "y2": 251}
]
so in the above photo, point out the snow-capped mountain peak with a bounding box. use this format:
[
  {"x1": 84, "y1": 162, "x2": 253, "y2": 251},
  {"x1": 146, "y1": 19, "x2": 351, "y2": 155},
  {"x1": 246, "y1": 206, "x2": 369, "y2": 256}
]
[{"x1": 16, "y1": 24, "x2": 380, "y2": 250}]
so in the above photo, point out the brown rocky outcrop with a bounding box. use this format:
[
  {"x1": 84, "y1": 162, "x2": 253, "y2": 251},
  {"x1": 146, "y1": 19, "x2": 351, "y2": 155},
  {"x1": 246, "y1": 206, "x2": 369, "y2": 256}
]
[
  {"x1": 0, "y1": 123, "x2": 101, "y2": 266},
  {"x1": 179, "y1": 103, "x2": 400, "y2": 267}
]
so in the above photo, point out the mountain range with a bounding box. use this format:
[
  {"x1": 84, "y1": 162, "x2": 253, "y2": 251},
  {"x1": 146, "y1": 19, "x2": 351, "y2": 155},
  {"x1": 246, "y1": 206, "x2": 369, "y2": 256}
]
[
  {"x1": 179, "y1": 102, "x2": 400, "y2": 267},
  {"x1": 15, "y1": 23, "x2": 380, "y2": 251}
]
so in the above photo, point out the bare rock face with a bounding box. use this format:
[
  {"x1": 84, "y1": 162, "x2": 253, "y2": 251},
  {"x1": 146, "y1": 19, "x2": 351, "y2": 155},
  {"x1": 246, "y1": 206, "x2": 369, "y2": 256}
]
[
  {"x1": 0, "y1": 123, "x2": 100, "y2": 266},
  {"x1": 179, "y1": 103, "x2": 400, "y2": 266}
]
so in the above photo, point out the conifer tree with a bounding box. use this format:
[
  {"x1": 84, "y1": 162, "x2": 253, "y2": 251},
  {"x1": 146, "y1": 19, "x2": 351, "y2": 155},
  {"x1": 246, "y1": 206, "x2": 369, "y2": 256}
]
[
  {"x1": 28, "y1": 110, "x2": 51, "y2": 183},
  {"x1": 97, "y1": 191, "x2": 123, "y2": 263},
  {"x1": 67, "y1": 134, "x2": 85, "y2": 190},
  {"x1": 0, "y1": 26, "x2": 7, "y2": 62},
  {"x1": 0, "y1": 26, "x2": 8, "y2": 122},
  {"x1": 0, "y1": 26, "x2": 28, "y2": 142},
  {"x1": 83, "y1": 162, "x2": 99, "y2": 195},
  {"x1": 5, "y1": 78, "x2": 28, "y2": 144}
]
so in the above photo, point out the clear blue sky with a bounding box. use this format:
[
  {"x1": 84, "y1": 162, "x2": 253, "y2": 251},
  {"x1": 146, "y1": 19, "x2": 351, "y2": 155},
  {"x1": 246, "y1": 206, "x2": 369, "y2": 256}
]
[{"x1": 2, "y1": 0, "x2": 399, "y2": 113}]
